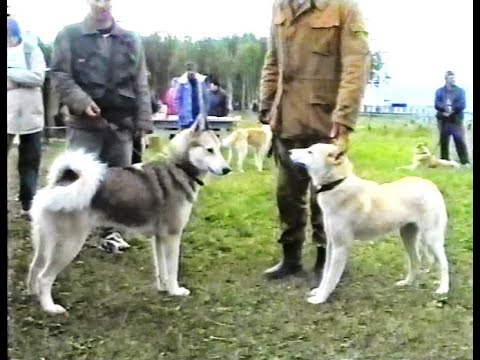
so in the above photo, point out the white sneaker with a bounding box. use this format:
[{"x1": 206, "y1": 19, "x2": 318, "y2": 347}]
[
  {"x1": 461, "y1": 163, "x2": 471, "y2": 170},
  {"x1": 99, "y1": 232, "x2": 130, "y2": 254}
]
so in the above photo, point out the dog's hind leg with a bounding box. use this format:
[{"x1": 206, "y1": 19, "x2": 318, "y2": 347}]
[
  {"x1": 253, "y1": 150, "x2": 263, "y2": 172},
  {"x1": 26, "y1": 223, "x2": 47, "y2": 296},
  {"x1": 396, "y1": 223, "x2": 420, "y2": 287},
  {"x1": 164, "y1": 232, "x2": 190, "y2": 296},
  {"x1": 423, "y1": 229, "x2": 449, "y2": 294},
  {"x1": 36, "y1": 217, "x2": 90, "y2": 314},
  {"x1": 308, "y1": 238, "x2": 351, "y2": 304},
  {"x1": 256, "y1": 145, "x2": 270, "y2": 172}
]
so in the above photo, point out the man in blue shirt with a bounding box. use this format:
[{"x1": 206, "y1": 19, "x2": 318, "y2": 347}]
[{"x1": 434, "y1": 71, "x2": 470, "y2": 167}]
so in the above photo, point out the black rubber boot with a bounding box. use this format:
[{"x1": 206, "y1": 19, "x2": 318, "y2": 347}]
[
  {"x1": 311, "y1": 245, "x2": 326, "y2": 288},
  {"x1": 265, "y1": 242, "x2": 303, "y2": 280}
]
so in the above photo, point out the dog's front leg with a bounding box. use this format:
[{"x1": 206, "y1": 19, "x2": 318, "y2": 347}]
[
  {"x1": 152, "y1": 235, "x2": 168, "y2": 292},
  {"x1": 237, "y1": 143, "x2": 248, "y2": 173},
  {"x1": 226, "y1": 148, "x2": 233, "y2": 164},
  {"x1": 165, "y1": 233, "x2": 190, "y2": 296},
  {"x1": 254, "y1": 151, "x2": 263, "y2": 172},
  {"x1": 308, "y1": 239, "x2": 351, "y2": 305}
]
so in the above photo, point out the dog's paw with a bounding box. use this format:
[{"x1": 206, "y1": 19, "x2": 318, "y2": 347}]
[
  {"x1": 156, "y1": 280, "x2": 168, "y2": 292},
  {"x1": 26, "y1": 281, "x2": 39, "y2": 296},
  {"x1": 307, "y1": 294, "x2": 327, "y2": 305},
  {"x1": 169, "y1": 287, "x2": 190, "y2": 296},
  {"x1": 310, "y1": 287, "x2": 320, "y2": 296},
  {"x1": 396, "y1": 279, "x2": 414, "y2": 287},
  {"x1": 435, "y1": 285, "x2": 449, "y2": 295},
  {"x1": 44, "y1": 304, "x2": 67, "y2": 315}
]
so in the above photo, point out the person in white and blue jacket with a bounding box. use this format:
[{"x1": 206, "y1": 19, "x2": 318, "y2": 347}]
[
  {"x1": 7, "y1": 17, "x2": 47, "y2": 217},
  {"x1": 174, "y1": 62, "x2": 209, "y2": 129}
]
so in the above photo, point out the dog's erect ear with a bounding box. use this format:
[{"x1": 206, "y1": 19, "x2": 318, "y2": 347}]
[
  {"x1": 327, "y1": 148, "x2": 346, "y2": 165},
  {"x1": 192, "y1": 114, "x2": 210, "y2": 133}
]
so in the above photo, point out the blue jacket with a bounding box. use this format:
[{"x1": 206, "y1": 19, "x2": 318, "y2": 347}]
[
  {"x1": 175, "y1": 72, "x2": 209, "y2": 127},
  {"x1": 435, "y1": 85, "x2": 466, "y2": 122}
]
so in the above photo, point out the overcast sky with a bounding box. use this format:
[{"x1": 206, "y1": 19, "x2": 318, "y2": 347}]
[{"x1": 8, "y1": 0, "x2": 472, "y2": 107}]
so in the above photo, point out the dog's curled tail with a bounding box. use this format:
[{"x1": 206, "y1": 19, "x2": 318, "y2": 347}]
[
  {"x1": 30, "y1": 150, "x2": 107, "y2": 217},
  {"x1": 221, "y1": 130, "x2": 242, "y2": 148}
]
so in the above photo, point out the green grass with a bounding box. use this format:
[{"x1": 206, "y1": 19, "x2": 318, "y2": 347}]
[{"x1": 8, "y1": 119, "x2": 472, "y2": 359}]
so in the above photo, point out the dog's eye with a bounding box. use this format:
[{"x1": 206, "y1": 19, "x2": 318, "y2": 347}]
[
  {"x1": 206, "y1": 148, "x2": 214, "y2": 154},
  {"x1": 308, "y1": 151, "x2": 313, "y2": 155}
]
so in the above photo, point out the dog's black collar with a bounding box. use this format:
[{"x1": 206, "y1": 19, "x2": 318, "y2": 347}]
[
  {"x1": 175, "y1": 162, "x2": 205, "y2": 186},
  {"x1": 315, "y1": 178, "x2": 346, "y2": 194}
]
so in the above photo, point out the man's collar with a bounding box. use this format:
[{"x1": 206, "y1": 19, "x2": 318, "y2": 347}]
[
  {"x1": 280, "y1": 0, "x2": 329, "y2": 22},
  {"x1": 178, "y1": 72, "x2": 207, "y2": 84},
  {"x1": 80, "y1": 16, "x2": 123, "y2": 36}
]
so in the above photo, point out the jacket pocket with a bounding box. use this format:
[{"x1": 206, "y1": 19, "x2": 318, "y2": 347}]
[
  {"x1": 73, "y1": 50, "x2": 104, "y2": 85},
  {"x1": 118, "y1": 88, "x2": 135, "y2": 98},
  {"x1": 346, "y1": 23, "x2": 369, "y2": 55},
  {"x1": 310, "y1": 15, "x2": 340, "y2": 55}
]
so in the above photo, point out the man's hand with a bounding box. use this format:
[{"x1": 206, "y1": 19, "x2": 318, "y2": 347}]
[
  {"x1": 134, "y1": 129, "x2": 145, "y2": 139},
  {"x1": 84, "y1": 101, "x2": 101, "y2": 118},
  {"x1": 258, "y1": 109, "x2": 270, "y2": 124},
  {"x1": 330, "y1": 122, "x2": 351, "y2": 153}
]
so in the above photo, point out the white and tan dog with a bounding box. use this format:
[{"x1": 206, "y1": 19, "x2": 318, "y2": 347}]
[
  {"x1": 221, "y1": 124, "x2": 272, "y2": 172},
  {"x1": 397, "y1": 143, "x2": 460, "y2": 170},
  {"x1": 289, "y1": 143, "x2": 450, "y2": 305}
]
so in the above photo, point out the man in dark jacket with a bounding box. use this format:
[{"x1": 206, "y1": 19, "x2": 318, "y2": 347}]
[
  {"x1": 435, "y1": 71, "x2": 470, "y2": 167},
  {"x1": 50, "y1": 0, "x2": 153, "y2": 252},
  {"x1": 207, "y1": 79, "x2": 229, "y2": 117}
]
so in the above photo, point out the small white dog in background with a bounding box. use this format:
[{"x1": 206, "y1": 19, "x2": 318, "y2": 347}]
[
  {"x1": 289, "y1": 143, "x2": 450, "y2": 305},
  {"x1": 221, "y1": 124, "x2": 272, "y2": 172}
]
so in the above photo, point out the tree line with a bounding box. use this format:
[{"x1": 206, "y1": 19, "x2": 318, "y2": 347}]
[{"x1": 39, "y1": 33, "x2": 384, "y2": 111}]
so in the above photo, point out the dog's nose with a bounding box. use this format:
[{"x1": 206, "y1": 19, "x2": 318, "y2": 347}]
[{"x1": 222, "y1": 167, "x2": 232, "y2": 175}]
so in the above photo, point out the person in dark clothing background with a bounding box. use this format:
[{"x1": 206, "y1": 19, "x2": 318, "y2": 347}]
[
  {"x1": 207, "y1": 78, "x2": 229, "y2": 117},
  {"x1": 434, "y1": 70, "x2": 470, "y2": 168}
]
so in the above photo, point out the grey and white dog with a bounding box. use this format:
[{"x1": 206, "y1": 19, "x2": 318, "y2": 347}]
[{"x1": 27, "y1": 117, "x2": 231, "y2": 314}]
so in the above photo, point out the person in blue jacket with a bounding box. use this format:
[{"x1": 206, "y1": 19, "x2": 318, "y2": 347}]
[{"x1": 174, "y1": 62, "x2": 209, "y2": 129}]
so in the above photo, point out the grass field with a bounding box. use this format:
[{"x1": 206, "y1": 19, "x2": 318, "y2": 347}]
[{"x1": 8, "y1": 117, "x2": 473, "y2": 359}]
